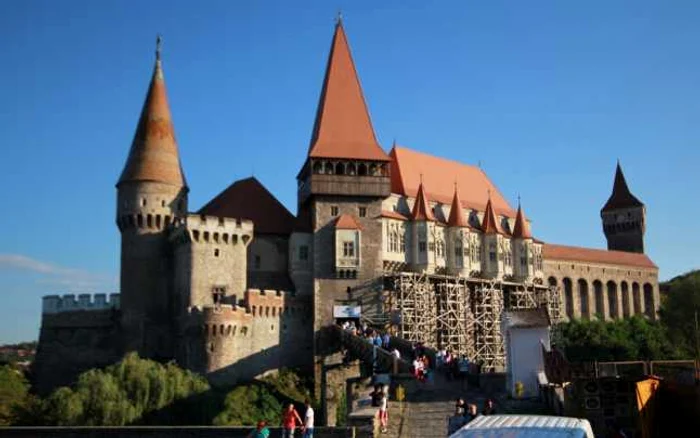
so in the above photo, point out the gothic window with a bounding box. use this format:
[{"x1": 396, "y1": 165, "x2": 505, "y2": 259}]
[
  {"x1": 400, "y1": 234, "x2": 406, "y2": 253},
  {"x1": 504, "y1": 251, "x2": 512, "y2": 266},
  {"x1": 347, "y1": 163, "x2": 357, "y2": 175},
  {"x1": 419, "y1": 241, "x2": 427, "y2": 252},
  {"x1": 358, "y1": 163, "x2": 367, "y2": 176},
  {"x1": 455, "y1": 240, "x2": 462, "y2": 257},
  {"x1": 489, "y1": 251, "x2": 496, "y2": 262},
  {"x1": 343, "y1": 241, "x2": 355, "y2": 257},
  {"x1": 520, "y1": 256, "x2": 527, "y2": 268},
  {"x1": 331, "y1": 206, "x2": 339, "y2": 216},
  {"x1": 335, "y1": 162, "x2": 345, "y2": 175},
  {"x1": 299, "y1": 245, "x2": 309, "y2": 261},
  {"x1": 359, "y1": 207, "x2": 367, "y2": 217},
  {"x1": 313, "y1": 161, "x2": 323, "y2": 174}
]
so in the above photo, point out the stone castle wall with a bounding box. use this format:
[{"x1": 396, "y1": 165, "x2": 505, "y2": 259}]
[
  {"x1": 33, "y1": 295, "x2": 122, "y2": 395},
  {"x1": 171, "y1": 214, "x2": 253, "y2": 309},
  {"x1": 183, "y1": 288, "x2": 312, "y2": 387},
  {"x1": 544, "y1": 259, "x2": 659, "y2": 321}
]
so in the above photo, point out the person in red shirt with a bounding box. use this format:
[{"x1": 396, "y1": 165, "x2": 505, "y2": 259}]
[{"x1": 282, "y1": 403, "x2": 303, "y2": 438}]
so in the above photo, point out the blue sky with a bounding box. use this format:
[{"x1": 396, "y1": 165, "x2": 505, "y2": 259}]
[{"x1": 1, "y1": 0, "x2": 698, "y2": 343}]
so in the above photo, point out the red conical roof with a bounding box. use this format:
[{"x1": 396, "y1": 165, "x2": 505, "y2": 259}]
[
  {"x1": 512, "y1": 203, "x2": 532, "y2": 239},
  {"x1": 411, "y1": 182, "x2": 435, "y2": 221},
  {"x1": 601, "y1": 162, "x2": 643, "y2": 212},
  {"x1": 307, "y1": 20, "x2": 389, "y2": 162},
  {"x1": 447, "y1": 184, "x2": 469, "y2": 227},
  {"x1": 481, "y1": 197, "x2": 502, "y2": 235},
  {"x1": 118, "y1": 39, "x2": 186, "y2": 188}
]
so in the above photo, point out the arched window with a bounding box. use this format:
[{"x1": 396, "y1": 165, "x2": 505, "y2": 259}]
[
  {"x1": 324, "y1": 162, "x2": 334, "y2": 175},
  {"x1": 632, "y1": 282, "x2": 641, "y2": 315},
  {"x1": 607, "y1": 281, "x2": 618, "y2": 319},
  {"x1": 593, "y1": 280, "x2": 604, "y2": 319},
  {"x1": 347, "y1": 163, "x2": 356, "y2": 175},
  {"x1": 548, "y1": 277, "x2": 558, "y2": 287},
  {"x1": 563, "y1": 278, "x2": 573, "y2": 319},
  {"x1": 621, "y1": 281, "x2": 630, "y2": 318},
  {"x1": 358, "y1": 163, "x2": 367, "y2": 176},
  {"x1": 643, "y1": 283, "x2": 654, "y2": 318},
  {"x1": 313, "y1": 161, "x2": 323, "y2": 174},
  {"x1": 578, "y1": 279, "x2": 589, "y2": 319},
  {"x1": 335, "y1": 162, "x2": 345, "y2": 175}
]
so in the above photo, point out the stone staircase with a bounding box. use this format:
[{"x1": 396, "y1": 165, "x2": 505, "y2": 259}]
[{"x1": 381, "y1": 373, "x2": 550, "y2": 438}]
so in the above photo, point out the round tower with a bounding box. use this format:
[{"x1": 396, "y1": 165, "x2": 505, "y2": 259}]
[{"x1": 116, "y1": 36, "x2": 188, "y2": 358}]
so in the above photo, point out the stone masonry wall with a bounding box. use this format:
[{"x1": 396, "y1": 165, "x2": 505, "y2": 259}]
[
  {"x1": 33, "y1": 308, "x2": 122, "y2": 395},
  {"x1": 544, "y1": 258, "x2": 659, "y2": 321},
  {"x1": 183, "y1": 289, "x2": 312, "y2": 387}
]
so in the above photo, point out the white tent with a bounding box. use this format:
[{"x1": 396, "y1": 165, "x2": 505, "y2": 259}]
[{"x1": 501, "y1": 308, "x2": 551, "y2": 398}]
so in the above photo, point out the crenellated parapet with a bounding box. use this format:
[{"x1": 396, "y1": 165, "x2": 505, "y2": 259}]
[
  {"x1": 244, "y1": 289, "x2": 310, "y2": 318},
  {"x1": 170, "y1": 214, "x2": 254, "y2": 247},
  {"x1": 42, "y1": 293, "x2": 120, "y2": 314}
]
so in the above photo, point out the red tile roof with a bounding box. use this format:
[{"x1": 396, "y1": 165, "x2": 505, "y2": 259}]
[
  {"x1": 390, "y1": 146, "x2": 515, "y2": 217},
  {"x1": 601, "y1": 162, "x2": 644, "y2": 212},
  {"x1": 307, "y1": 21, "x2": 390, "y2": 162},
  {"x1": 512, "y1": 205, "x2": 532, "y2": 239},
  {"x1": 411, "y1": 182, "x2": 435, "y2": 221},
  {"x1": 380, "y1": 210, "x2": 409, "y2": 221},
  {"x1": 447, "y1": 185, "x2": 469, "y2": 227},
  {"x1": 335, "y1": 214, "x2": 362, "y2": 230},
  {"x1": 198, "y1": 177, "x2": 294, "y2": 235},
  {"x1": 118, "y1": 55, "x2": 187, "y2": 188},
  {"x1": 481, "y1": 198, "x2": 503, "y2": 235},
  {"x1": 543, "y1": 244, "x2": 657, "y2": 269}
]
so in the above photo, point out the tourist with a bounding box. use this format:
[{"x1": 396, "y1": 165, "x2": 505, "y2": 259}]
[
  {"x1": 247, "y1": 420, "x2": 270, "y2": 438},
  {"x1": 302, "y1": 399, "x2": 314, "y2": 438},
  {"x1": 391, "y1": 348, "x2": 401, "y2": 359},
  {"x1": 282, "y1": 403, "x2": 303, "y2": 438},
  {"x1": 382, "y1": 332, "x2": 391, "y2": 349},
  {"x1": 482, "y1": 398, "x2": 496, "y2": 415},
  {"x1": 455, "y1": 398, "x2": 466, "y2": 416},
  {"x1": 465, "y1": 404, "x2": 478, "y2": 423},
  {"x1": 378, "y1": 387, "x2": 389, "y2": 433}
]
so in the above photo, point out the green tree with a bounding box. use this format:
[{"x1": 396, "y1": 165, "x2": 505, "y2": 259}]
[
  {"x1": 0, "y1": 365, "x2": 29, "y2": 425},
  {"x1": 213, "y1": 384, "x2": 283, "y2": 426},
  {"x1": 660, "y1": 270, "x2": 700, "y2": 359},
  {"x1": 36, "y1": 352, "x2": 209, "y2": 426}
]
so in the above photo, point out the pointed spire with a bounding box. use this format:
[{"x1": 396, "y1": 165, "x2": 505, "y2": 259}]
[
  {"x1": 512, "y1": 200, "x2": 532, "y2": 239},
  {"x1": 447, "y1": 183, "x2": 468, "y2": 227},
  {"x1": 307, "y1": 19, "x2": 389, "y2": 161},
  {"x1": 481, "y1": 195, "x2": 502, "y2": 235},
  {"x1": 601, "y1": 161, "x2": 643, "y2": 212},
  {"x1": 411, "y1": 181, "x2": 435, "y2": 221},
  {"x1": 118, "y1": 36, "x2": 187, "y2": 188}
]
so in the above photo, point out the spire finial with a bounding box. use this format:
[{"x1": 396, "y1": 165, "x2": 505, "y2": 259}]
[
  {"x1": 478, "y1": 160, "x2": 482, "y2": 170},
  {"x1": 419, "y1": 173, "x2": 423, "y2": 184},
  {"x1": 156, "y1": 34, "x2": 162, "y2": 61},
  {"x1": 487, "y1": 188, "x2": 491, "y2": 199},
  {"x1": 336, "y1": 9, "x2": 343, "y2": 24},
  {"x1": 517, "y1": 193, "x2": 521, "y2": 207}
]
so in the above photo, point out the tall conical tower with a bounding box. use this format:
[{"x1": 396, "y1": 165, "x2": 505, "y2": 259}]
[
  {"x1": 116, "y1": 36, "x2": 188, "y2": 359},
  {"x1": 601, "y1": 161, "x2": 645, "y2": 253}
]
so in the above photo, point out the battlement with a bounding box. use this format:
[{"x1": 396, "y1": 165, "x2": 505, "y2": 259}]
[
  {"x1": 42, "y1": 293, "x2": 120, "y2": 314},
  {"x1": 244, "y1": 289, "x2": 309, "y2": 318},
  {"x1": 170, "y1": 213, "x2": 254, "y2": 246}
]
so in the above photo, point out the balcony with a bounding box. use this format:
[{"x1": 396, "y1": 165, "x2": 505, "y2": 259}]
[{"x1": 300, "y1": 174, "x2": 391, "y2": 202}]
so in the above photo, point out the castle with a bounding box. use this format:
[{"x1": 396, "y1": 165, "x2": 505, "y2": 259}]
[{"x1": 34, "y1": 20, "x2": 659, "y2": 402}]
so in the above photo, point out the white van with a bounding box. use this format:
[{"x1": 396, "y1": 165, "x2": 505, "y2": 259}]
[{"x1": 449, "y1": 414, "x2": 595, "y2": 438}]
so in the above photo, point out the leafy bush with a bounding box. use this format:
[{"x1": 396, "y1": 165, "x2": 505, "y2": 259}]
[
  {"x1": 0, "y1": 365, "x2": 30, "y2": 425},
  {"x1": 556, "y1": 316, "x2": 687, "y2": 362},
  {"x1": 34, "y1": 352, "x2": 209, "y2": 426}
]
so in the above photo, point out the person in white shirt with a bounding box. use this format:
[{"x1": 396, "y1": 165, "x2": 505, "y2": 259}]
[
  {"x1": 302, "y1": 399, "x2": 314, "y2": 438},
  {"x1": 378, "y1": 388, "x2": 388, "y2": 433}
]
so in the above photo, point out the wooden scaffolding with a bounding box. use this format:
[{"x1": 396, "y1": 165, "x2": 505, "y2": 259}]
[{"x1": 384, "y1": 272, "x2": 559, "y2": 371}]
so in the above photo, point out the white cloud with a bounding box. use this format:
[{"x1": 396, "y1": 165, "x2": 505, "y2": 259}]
[{"x1": 0, "y1": 254, "x2": 117, "y2": 294}]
